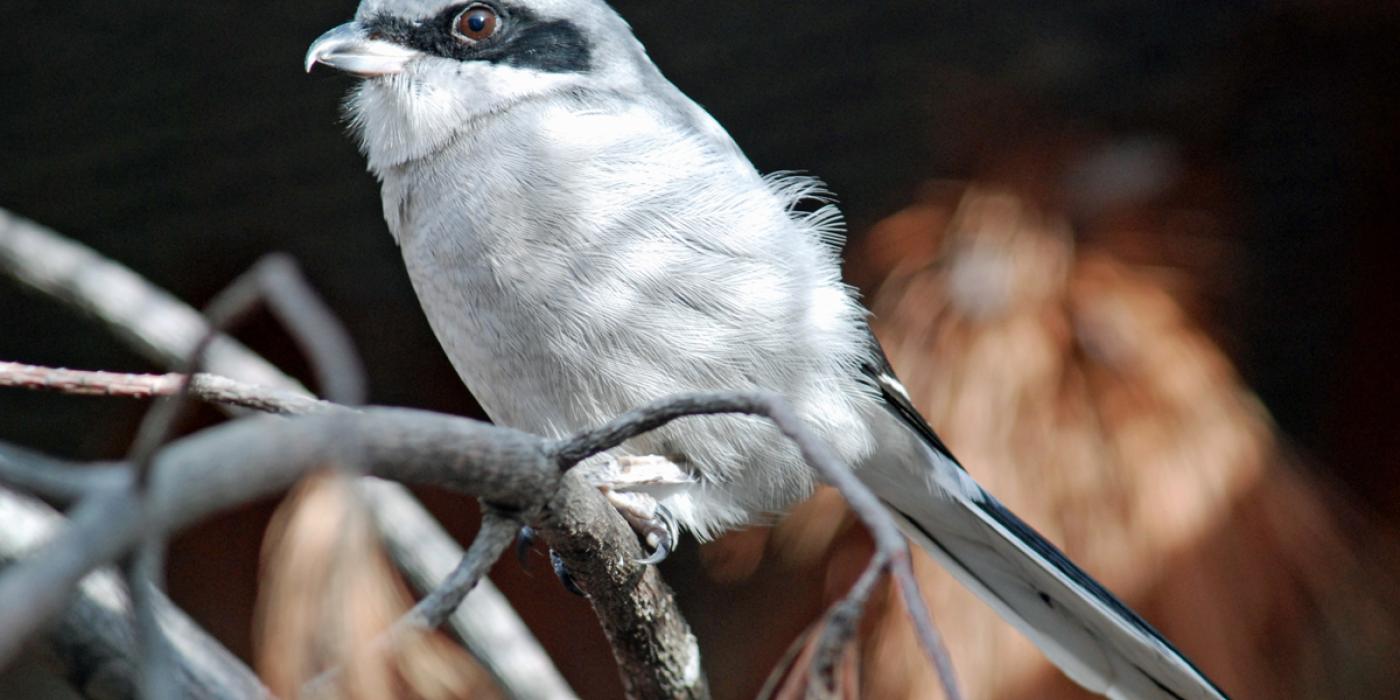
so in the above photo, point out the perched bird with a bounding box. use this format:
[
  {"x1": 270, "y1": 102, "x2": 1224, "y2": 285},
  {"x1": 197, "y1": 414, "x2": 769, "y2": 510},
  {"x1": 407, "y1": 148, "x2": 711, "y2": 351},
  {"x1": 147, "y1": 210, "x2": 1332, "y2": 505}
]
[{"x1": 305, "y1": 2, "x2": 1227, "y2": 697}]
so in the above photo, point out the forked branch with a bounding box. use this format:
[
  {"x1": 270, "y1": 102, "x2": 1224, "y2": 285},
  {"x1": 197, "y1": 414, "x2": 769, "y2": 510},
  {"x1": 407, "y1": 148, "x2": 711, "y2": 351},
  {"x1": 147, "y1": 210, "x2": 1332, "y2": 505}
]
[{"x1": 0, "y1": 209, "x2": 961, "y2": 699}]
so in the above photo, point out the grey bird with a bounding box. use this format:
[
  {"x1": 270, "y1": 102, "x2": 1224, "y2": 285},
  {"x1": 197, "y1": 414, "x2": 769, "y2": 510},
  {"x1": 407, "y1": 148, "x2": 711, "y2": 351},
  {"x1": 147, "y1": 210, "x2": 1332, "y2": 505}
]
[{"x1": 305, "y1": 2, "x2": 1228, "y2": 698}]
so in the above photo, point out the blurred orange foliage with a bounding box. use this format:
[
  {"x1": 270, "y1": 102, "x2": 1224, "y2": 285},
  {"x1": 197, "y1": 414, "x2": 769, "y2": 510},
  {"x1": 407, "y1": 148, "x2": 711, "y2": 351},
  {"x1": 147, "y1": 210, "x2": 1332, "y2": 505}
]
[
  {"x1": 254, "y1": 473, "x2": 497, "y2": 700},
  {"x1": 692, "y1": 186, "x2": 1400, "y2": 699}
]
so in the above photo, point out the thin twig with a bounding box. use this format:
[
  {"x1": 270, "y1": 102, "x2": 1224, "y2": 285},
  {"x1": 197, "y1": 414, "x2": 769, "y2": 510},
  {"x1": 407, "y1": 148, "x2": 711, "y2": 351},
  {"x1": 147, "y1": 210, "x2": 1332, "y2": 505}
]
[
  {"x1": 401, "y1": 510, "x2": 519, "y2": 630},
  {"x1": 195, "y1": 255, "x2": 366, "y2": 406},
  {"x1": 810, "y1": 555, "x2": 887, "y2": 692},
  {"x1": 892, "y1": 564, "x2": 961, "y2": 700},
  {"x1": 0, "y1": 361, "x2": 334, "y2": 414},
  {"x1": 0, "y1": 362, "x2": 185, "y2": 397},
  {"x1": 754, "y1": 619, "x2": 823, "y2": 700},
  {"x1": 243, "y1": 255, "x2": 366, "y2": 406}
]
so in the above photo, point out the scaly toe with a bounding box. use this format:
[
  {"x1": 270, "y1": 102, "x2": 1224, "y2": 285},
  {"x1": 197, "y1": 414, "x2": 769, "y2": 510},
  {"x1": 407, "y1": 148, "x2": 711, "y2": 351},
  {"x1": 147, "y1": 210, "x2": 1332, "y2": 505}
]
[{"x1": 634, "y1": 505, "x2": 679, "y2": 566}]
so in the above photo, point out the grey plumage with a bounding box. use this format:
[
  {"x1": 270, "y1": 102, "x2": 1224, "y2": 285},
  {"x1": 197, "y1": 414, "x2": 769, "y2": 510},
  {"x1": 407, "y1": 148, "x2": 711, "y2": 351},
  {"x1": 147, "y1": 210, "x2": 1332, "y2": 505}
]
[{"x1": 306, "y1": 2, "x2": 1228, "y2": 697}]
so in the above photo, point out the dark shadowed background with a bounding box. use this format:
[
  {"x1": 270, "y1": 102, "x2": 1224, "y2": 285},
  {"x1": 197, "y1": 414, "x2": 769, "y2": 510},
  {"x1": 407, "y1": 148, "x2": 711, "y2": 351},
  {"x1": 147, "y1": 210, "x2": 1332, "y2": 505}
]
[{"x1": 2, "y1": 1, "x2": 1397, "y2": 698}]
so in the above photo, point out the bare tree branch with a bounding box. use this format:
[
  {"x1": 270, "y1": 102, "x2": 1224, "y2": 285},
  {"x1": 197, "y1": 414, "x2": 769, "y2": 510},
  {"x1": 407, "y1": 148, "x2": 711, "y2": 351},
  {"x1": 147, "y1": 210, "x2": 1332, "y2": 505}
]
[
  {"x1": 126, "y1": 531, "x2": 175, "y2": 700},
  {"x1": 118, "y1": 253, "x2": 368, "y2": 700},
  {"x1": 0, "y1": 361, "x2": 337, "y2": 414},
  {"x1": 199, "y1": 255, "x2": 366, "y2": 407},
  {"x1": 0, "y1": 209, "x2": 961, "y2": 699},
  {"x1": 0, "y1": 480, "x2": 144, "y2": 668},
  {"x1": 0, "y1": 208, "x2": 569, "y2": 700},
  {"x1": 0, "y1": 367, "x2": 963, "y2": 699},
  {"x1": 891, "y1": 562, "x2": 961, "y2": 700},
  {"x1": 539, "y1": 472, "x2": 706, "y2": 700},
  {"x1": 0, "y1": 356, "x2": 703, "y2": 697},
  {"x1": 0, "y1": 362, "x2": 186, "y2": 398},
  {"x1": 0, "y1": 486, "x2": 273, "y2": 700},
  {"x1": 0, "y1": 405, "x2": 695, "y2": 695},
  {"x1": 0, "y1": 387, "x2": 953, "y2": 700},
  {"x1": 0, "y1": 360, "x2": 584, "y2": 698},
  {"x1": 401, "y1": 511, "x2": 518, "y2": 631},
  {"x1": 0, "y1": 208, "x2": 298, "y2": 393},
  {"x1": 0, "y1": 443, "x2": 125, "y2": 505},
  {"x1": 0, "y1": 407, "x2": 556, "y2": 666}
]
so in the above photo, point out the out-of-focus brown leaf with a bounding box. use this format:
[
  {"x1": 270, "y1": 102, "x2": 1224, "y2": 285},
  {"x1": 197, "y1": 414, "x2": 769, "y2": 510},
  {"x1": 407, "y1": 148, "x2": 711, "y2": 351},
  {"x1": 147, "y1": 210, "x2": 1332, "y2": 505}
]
[
  {"x1": 253, "y1": 472, "x2": 497, "y2": 700},
  {"x1": 696, "y1": 185, "x2": 1400, "y2": 700},
  {"x1": 858, "y1": 186, "x2": 1400, "y2": 699}
]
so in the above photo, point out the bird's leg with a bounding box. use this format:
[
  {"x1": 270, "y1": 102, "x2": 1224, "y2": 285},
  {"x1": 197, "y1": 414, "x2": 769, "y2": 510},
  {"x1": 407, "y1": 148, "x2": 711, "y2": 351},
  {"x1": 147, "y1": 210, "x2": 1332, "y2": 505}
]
[
  {"x1": 533, "y1": 454, "x2": 688, "y2": 593},
  {"x1": 577, "y1": 454, "x2": 690, "y2": 564}
]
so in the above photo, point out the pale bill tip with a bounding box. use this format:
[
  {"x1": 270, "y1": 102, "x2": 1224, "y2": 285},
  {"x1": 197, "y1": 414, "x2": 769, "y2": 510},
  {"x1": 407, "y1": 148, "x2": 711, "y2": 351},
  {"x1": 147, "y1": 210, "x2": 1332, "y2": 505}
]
[{"x1": 304, "y1": 22, "x2": 420, "y2": 77}]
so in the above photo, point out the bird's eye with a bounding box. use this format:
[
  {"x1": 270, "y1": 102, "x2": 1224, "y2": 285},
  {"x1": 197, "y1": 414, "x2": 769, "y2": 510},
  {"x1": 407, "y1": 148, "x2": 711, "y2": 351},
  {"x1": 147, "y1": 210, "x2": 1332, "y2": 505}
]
[{"x1": 454, "y1": 4, "x2": 500, "y2": 43}]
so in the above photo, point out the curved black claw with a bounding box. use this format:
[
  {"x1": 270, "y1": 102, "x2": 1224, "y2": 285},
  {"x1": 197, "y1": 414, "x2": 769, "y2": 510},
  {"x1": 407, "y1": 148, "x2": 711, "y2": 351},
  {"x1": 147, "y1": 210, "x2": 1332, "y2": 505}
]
[
  {"x1": 635, "y1": 506, "x2": 679, "y2": 566},
  {"x1": 636, "y1": 538, "x2": 671, "y2": 566},
  {"x1": 549, "y1": 548, "x2": 586, "y2": 597},
  {"x1": 516, "y1": 525, "x2": 537, "y2": 566}
]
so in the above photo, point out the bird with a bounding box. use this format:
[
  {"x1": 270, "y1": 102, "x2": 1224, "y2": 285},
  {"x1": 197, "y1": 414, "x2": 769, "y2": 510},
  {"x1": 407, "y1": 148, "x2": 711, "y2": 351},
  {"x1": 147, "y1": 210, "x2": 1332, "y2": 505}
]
[{"x1": 304, "y1": 1, "x2": 1228, "y2": 697}]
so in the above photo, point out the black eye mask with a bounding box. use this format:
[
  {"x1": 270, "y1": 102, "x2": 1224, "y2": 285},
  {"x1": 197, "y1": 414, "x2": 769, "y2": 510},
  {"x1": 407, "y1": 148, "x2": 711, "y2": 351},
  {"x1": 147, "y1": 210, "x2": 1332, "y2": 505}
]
[{"x1": 362, "y1": 2, "x2": 592, "y2": 74}]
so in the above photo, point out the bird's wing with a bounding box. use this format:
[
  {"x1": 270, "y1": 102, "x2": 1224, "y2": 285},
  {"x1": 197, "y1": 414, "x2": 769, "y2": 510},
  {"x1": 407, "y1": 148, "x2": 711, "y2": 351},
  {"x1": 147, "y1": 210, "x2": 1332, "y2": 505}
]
[{"x1": 858, "y1": 342, "x2": 1227, "y2": 700}]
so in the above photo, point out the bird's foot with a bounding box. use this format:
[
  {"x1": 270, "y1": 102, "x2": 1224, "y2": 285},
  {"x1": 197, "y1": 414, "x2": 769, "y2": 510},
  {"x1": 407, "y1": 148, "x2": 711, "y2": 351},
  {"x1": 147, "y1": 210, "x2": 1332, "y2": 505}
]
[
  {"x1": 578, "y1": 454, "x2": 690, "y2": 564},
  {"x1": 603, "y1": 489, "x2": 679, "y2": 565}
]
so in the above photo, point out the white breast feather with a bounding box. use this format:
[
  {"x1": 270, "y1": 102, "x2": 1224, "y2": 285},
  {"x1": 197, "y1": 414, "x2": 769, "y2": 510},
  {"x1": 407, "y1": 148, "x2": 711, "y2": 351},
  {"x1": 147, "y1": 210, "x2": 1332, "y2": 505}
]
[{"x1": 386, "y1": 99, "x2": 881, "y2": 538}]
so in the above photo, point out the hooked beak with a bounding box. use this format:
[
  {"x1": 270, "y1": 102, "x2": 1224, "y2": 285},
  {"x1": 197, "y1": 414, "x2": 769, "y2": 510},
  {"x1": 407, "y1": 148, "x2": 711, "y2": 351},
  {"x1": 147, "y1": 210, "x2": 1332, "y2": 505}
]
[{"x1": 304, "y1": 22, "x2": 421, "y2": 77}]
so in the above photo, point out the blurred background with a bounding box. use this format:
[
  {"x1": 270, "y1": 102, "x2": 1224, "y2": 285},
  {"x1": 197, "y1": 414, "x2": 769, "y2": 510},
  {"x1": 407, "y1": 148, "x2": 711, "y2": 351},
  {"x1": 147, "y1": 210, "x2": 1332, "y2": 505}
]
[{"x1": 1, "y1": 1, "x2": 1397, "y2": 698}]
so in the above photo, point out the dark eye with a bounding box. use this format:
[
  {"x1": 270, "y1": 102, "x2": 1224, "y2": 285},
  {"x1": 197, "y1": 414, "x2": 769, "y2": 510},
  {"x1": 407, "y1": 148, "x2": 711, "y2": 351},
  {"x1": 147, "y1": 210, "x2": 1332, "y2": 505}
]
[{"x1": 454, "y1": 4, "x2": 500, "y2": 42}]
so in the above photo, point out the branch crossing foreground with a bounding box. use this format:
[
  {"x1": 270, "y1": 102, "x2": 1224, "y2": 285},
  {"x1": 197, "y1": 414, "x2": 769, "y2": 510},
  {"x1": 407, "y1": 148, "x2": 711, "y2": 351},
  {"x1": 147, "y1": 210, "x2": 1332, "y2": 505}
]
[{"x1": 0, "y1": 207, "x2": 959, "y2": 699}]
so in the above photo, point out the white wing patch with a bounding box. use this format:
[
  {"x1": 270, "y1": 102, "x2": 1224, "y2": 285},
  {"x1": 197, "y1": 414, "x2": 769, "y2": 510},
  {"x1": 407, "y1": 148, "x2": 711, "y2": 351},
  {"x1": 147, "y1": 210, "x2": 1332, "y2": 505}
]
[{"x1": 876, "y1": 371, "x2": 914, "y2": 403}]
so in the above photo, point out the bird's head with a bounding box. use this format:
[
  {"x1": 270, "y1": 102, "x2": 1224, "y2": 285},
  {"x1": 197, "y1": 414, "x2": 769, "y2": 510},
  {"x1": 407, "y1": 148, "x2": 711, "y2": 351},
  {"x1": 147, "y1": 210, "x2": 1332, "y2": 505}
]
[{"x1": 306, "y1": 0, "x2": 652, "y2": 170}]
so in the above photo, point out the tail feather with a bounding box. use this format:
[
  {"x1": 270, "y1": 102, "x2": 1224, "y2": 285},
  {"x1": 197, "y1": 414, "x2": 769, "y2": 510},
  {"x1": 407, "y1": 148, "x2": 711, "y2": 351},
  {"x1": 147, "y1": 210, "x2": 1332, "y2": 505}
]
[
  {"x1": 887, "y1": 495, "x2": 1223, "y2": 700},
  {"x1": 862, "y1": 357, "x2": 1226, "y2": 699}
]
